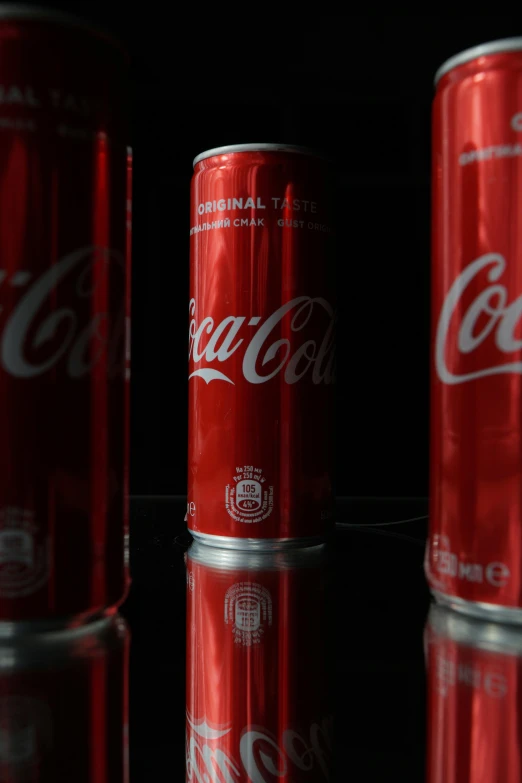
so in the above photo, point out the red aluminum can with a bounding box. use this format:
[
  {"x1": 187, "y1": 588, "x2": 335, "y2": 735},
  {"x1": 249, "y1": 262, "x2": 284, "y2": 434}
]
[
  {"x1": 0, "y1": 614, "x2": 129, "y2": 781},
  {"x1": 185, "y1": 541, "x2": 333, "y2": 782},
  {"x1": 426, "y1": 38, "x2": 522, "y2": 623},
  {"x1": 425, "y1": 603, "x2": 522, "y2": 782},
  {"x1": 0, "y1": 8, "x2": 130, "y2": 627},
  {"x1": 187, "y1": 144, "x2": 336, "y2": 548}
]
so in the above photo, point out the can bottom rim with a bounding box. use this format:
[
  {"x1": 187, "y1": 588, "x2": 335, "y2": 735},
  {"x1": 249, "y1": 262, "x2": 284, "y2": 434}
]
[
  {"x1": 189, "y1": 529, "x2": 326, "y2": 551},
  {"x1": 0, "y1": 605, "x2": 118, "y2": 639},
  {"x1": 432, "y1": 589, "x2": 522, "y2": 626}
]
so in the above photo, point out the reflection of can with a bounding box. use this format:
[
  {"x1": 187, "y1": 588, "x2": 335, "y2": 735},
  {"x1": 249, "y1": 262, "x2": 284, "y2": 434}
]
[
  {"x1": 426, "y1": 39, "x2": 522, "y2": 622},
  {"x1": 0, "y1": 8, "x2": 130, "y2": 627},
  {"x1": 185, "y1": 541, "x2": 333, "y2": 781},
  {"x1": 187, "y1": 144, "x2": 336, "y2": 549},
  {"x1": 425, "y1": 603, "x2": 522, "y2": 782},
  {"x1": 0, "y1": 614, "x2": 129, "y2": 781}
]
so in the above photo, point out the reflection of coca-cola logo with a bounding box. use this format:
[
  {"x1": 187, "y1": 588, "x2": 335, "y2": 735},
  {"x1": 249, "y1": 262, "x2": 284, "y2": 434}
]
[
  {"x1": 0, "y1": 246, "x2": 127, "y2": 380},
  {"x1": 436, "y1": 253, "x2": 522, "y2": 384},
  {"x1": 188, "y1": 296, "x2": 336, "y2": 385},
  {"x1": 186, "y1": 713, "x2": 333, "y2": 782}
]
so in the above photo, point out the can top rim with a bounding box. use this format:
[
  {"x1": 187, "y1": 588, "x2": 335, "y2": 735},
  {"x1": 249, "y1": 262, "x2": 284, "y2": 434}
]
[
  {"x1": 193, "y1": 143, "x2": 329, "y2": 168},
  {"x1": 435, "y1": 36, "x2": 522, "y2": 86},
  {"x1": 0, "y1": 3, "x2": 126, "y2": 53}
]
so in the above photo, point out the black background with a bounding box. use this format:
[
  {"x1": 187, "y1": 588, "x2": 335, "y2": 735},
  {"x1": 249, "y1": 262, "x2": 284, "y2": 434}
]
[{"x1": 25, "y1": 8, "x2": 522, "y2": 498}]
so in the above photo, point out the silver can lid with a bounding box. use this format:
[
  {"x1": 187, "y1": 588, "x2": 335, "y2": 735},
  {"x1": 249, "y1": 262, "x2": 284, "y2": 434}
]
[
  {"x1": 435, "y1": 36, "x2": 522, "y2": 86},
  {"x1": 193, "y1": 143, "x2": 327, "y2": 169}
]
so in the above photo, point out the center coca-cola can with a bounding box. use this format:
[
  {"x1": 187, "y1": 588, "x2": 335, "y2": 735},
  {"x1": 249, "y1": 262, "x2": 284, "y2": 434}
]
[
  {"x1": 187, "y1": 144, "x2": 336, "y2": 549},
  {"x1": 0, "y1": 7, "x2": 131, "y2": 629},
  {"x1": 185, "y1": 540, "x2": 333, "y2": 782},
  {"x1": 426, "y1": 38, "x2": 522, "y2": 623}
]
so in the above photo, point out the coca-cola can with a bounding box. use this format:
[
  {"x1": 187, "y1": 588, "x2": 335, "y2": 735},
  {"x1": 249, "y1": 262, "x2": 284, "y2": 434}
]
[
  {"x1": 188, "y1": 144, "x2": 336, "y2": 548},
  {"x1": 425, "y1": 603, "x2": 522, "y2": 782},
  {"x1": 185, "y1": 540, "x2": 334, "y2": 781},
  {"x1": 0, "y1": 8, "x2": 130, "y2": 627},
  {"x1": 426, "y1": 39, "x2": 522, "y2": 623},
  {"x1": 0, "y1": 613, "x2": 129, "y2": 781}
]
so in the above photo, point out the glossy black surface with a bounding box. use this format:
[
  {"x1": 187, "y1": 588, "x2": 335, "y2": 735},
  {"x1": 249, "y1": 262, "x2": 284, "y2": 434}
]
[{"x1": 122, "y1": 496, "x2": 430, "y2": 781}]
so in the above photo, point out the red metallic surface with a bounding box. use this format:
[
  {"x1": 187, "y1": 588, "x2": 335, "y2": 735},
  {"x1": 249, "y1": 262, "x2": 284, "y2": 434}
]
[
  {"x1": 425, "y1": 604, "x2": 522, "y2": 782},
  {"x1": 426, "y1": 44, "x2": 522, "y2": 611},
  {"x1": 0, "y1": 614, "x2": 129, "y2": 781},
  {"x1": 0, "y1": 12, "x2": 130, "y2": 622},
  {"x1": 124, "y1": 147, "x2": 132, "y2": 561},
  {"x1": 188, "y1": 148, "x2": 336, "y2": 544},
  {"x1": 185, "y1": 541, "x2": 333, "y2": 781}
]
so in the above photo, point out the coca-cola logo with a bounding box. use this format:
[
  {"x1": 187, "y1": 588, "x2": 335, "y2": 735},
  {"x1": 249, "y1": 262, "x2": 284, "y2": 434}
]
[
  {"x1": 186, "y1": 713, "x2": 332, "y2": 782},
  {"x1": 436, "y1": 253, "x2": 522, "y2": 384},
  {"x1": 0, "y1": 246, "x2": 127, "y2": 380},
  {"x1": 188, "y1": 296, "x2": 336, "y2": 386}
]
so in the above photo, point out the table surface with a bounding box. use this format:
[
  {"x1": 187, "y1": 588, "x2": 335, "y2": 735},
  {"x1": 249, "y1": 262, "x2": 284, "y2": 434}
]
[{"x1": 8, "y1": 495, "x2": 502, "y2": 782}]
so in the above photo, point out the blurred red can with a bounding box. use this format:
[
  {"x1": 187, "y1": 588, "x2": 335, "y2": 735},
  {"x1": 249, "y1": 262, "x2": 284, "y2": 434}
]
[
  {"x1": 426, "y1": 39, "x2": 522, "y2": 623},
  {"x1": 425, "y1": 603, "x2": 522, "y2": 782},
  {"x1": 0, "y1": 614, "x2": 129, "y2": 782},
  {"x1": 0, "y1": 8, "x2": 131, "y2": 627},
  {"x1": 188, "y1": 144, "x2": 336, "y2": 548},
  {"x1": 185, "y1": 541, "x2": 333, "y2": 781}
]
